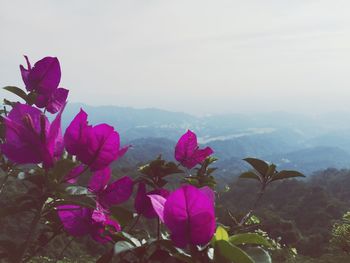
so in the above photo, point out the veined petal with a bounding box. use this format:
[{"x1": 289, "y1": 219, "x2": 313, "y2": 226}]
[
  {"x1": 175, "y1": 130, "x2": 197, "y2": 165},
  {"x1": 57, "y1": 205, "x2": 93, "y2": 236},
  {"x1": 99, "y1": 176, "x2": 133, "y2": 208},
  {"x1": 27, "y1": 56, "x2": 61, "y2": 94},
  {"x1": 88, "y1": 124, "x2": 121, "y2": 171},
  {"x1": 148, "y1": 194, "x2": 167, "y2": 222},
  {"x1": 163, "y1": 185, "x2": 215, "y2": 248},
  {"x1": 175, "y1": 130, "x2": 213, "y2": 169},
  {"x1": 0, "y1": 103, "x2": 54, "y2": 165},
  {"x1": 46, "y1": 87, "x2": 69, "y2": 114},
  {"x1": 88, "y1": 167, "x2": 111, "y2": 193},
  {"x1": 135, "y1": 183, "x2": 169, "y2": 219},
  {"x1": 64, "y1": 109, "x2": 92, "y2": 157}
]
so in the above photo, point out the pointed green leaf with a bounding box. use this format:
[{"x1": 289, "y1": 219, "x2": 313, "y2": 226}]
[
  {"x1": 114, "y1": 241, "x2": 135, "y2": 255},
  {"x1": 214, "y1": 226, "x2": 229, "y2": 241},
  {"x1": 229, "y1": 233, "x2": 271, "y2": 247},
  {"x1": 239, "y1": 171, "x2": 261, "y2": 181},
  {"x1": 3, "y1": 86, "x2": 27, "y2": 101},
  {"x1": 270, "y1": 170, "x2": 305, "y2": 182},
  {"x1": 243, "y1": 158, "x2": 269, "y2": 176},
  {"x1": 215, "y1": 240, "x2": 254, "y2": 263},
  {"x1": 266, "y1": 164, "x2": 276, "y2": 179},
  {"x1": 3, "y1": 99, "x2": 15, "y2": 107},
  {"x1": 244, "y1": 247, "x2": 272, "y2": 263},
  {"x1": 26, "y1": 92, "x2": 37, "y2": 105}
]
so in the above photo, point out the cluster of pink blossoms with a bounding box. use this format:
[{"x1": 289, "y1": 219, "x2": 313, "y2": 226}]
[{"x1": 1, "y1": 56, "x2": 216, "y2": 248}]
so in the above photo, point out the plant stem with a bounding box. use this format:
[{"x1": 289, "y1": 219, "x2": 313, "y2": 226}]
[
  {"x1": 24, "y1": 231, "x2": 61, "y2": 263},
  {"x1": 127, "y1": 214, "x2": 141, "y2": 232},
  {"x1": 189, "y1": 245, "x2": 200, "y2": 263},
  {"x1": 15, "y1": 199, "x2": 45, "y2": 263},
  {"x1": 54, "y1": 236, "x2": 74, "y2": 263},
  {"x1": 157, "y1": 217, "x2": 161, "y2": 241},
  {"x1": 239, "y1": 184, "x2": 266, "y2": 226},
  {"x1": 0, "y1": 173, "x2": 9, "y2": 194}
]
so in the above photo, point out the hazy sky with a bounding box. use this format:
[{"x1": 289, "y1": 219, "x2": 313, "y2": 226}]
[{"x1": 1, "y1": 0, "x2": 350, "y2": 115}]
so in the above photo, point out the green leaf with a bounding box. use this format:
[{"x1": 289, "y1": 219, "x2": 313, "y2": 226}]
[
  {"x1": 270, "y1": 170, "x2": 305, "y2": 182},
  {"x1": 243, "y1": 158, "x2": 269, "y2": 176},
  {"x1": 116, "y1": 232, "x2": 141, "y2": 247},
  {"x1": 245, "y1": 215, "x2": 260, "y2": 225},
  {"x1": 266, "y1": 164, "x2": 276, "y2": 179},
  {"x1": 239, "y1": 171, "x2": 261, "y2": 181},
  {"x1": 244, "y1": 247, "x2": 272, "y2": 263},
  {"x1": 139, "y1": 157, "x2": 183, "y2": 179},
  {"x1": 109, "y1": 206, "x2": 134, "y2": 227},
  {"x1": 207, "y1": 156, "x2": 218, "y2": 164},
  {"x1": 229, "y1": 233, "x2": 271, "y2": 247},
  {"x1": 3, "y1": 86, "x2": 27, "y2": 101},
  {"x1": 215, "y1": 226, "x2": 229, "y2": 241},
  {"x1": 55, "y1": 194, "x2": 96, "y2": 209},
  {"x1": 26, "y1": 92, "x2": 37, "y2": 105},
  {"x1": 114, "y1": 241, "x2": 135, "y2": 255},
  {"x1": 3, "y1": 99, "x2": 15, "y2": 107},
  {"x1": 65, "y1": 185, "x2": 88, "y2": 195},
  {"x1": 215, "y1": 240, "x2": 254, "y2": 263}
]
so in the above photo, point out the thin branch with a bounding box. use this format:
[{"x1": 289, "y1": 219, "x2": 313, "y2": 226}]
[
  {"x1": 238, "y1": 184, "x2": 266, "y2": 226},
  {"x1": 54, "y1": 236, "x2": 75, "y2": 263},
  {"x1": 15, "y1": 200, "x2": 45, "y2": 263}
]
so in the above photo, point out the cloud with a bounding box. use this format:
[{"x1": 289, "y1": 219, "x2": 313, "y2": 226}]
[{"x1": 1, "y1": 0, "x2": 350, "y2": 115}]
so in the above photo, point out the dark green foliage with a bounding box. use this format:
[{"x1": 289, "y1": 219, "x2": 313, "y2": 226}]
[
  {"x1": 218, "y1": 168, "x2": 350, "y2": 261},
  {"x1": 240, "y1": 158, "x2": 305, "y2": 185},
  {"x1": 331, "y1": 211, "x2": 350, "y2": 253}
]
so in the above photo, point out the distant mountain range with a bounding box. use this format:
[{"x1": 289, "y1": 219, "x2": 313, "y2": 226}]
[{"x1": 62, "y1": 103, "x2": 350, "y2": 178}]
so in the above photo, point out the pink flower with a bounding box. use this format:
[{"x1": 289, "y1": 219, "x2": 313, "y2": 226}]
[
  {"x1": 20, "y1": 56, "x2": 68, "y2": 113},
  {"x1": 57, "y1": 205, "x2": 121, "y2": 243},
  {"x1": 175, "y1": 130, "x2": 213, "y2": 169},
  {"x1": 64, "y1": 109, "x2": 129, "y2": 171},
  {"x1": 1, "y1": 103, "x2": 64, "y2": 168},
  {"x1": 134, "y1": 183, "x2": 169, "y2": 219},
  {"x1": 149, "y1": 185, "x2": 216, "y2": 248},
  {"x1": 88, "y1": 167, "x2": 134, "y2": 208}
]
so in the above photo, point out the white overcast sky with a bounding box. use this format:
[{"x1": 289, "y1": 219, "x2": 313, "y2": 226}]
[{"x1": 1, "y1": 0, "x2": 350, "y2": 115}]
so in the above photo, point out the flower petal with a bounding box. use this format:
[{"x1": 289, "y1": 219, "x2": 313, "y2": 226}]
[
  {"x1": 87, "y1": 124, "x2": 121, "y2": 171},
  {"x1": 64, "y1": 109, "x2": 92, "y2": 158},
  {"x1": 20, "y1": 55, "x2": 31, "y2": 89},
  {"x1": 36, "y1": 88, "x2": 69, "y2": 113},
  {"x1": 175, "y1": 130, "x2": 197, "y2": 166},
  {"x1": 175, "y1": 130, "x2": 213, "y2": 169},
  {"x1": 88, "y1": 167, "x2": 111, "y2": 193},
  {"x1": 99, "y1": 176, "x2": 133, "y2": 208},
  {"x1": 27, "y1": 56, "x2": 61, "y2": 94},
  {"x1": 163, "y1": 185, "x2": 215, "y2": 248},
  {"x1": 57, "y1": 205, "x2": 93, "y2": 236},
  {"x1": 135, "y1": 183, "x2": 169, "y2": 219},
  {"x1": 1, "y1": 103, "x2": 52, "y2": 165},
  {"x1": 148, "y1": 194, "x2": 167, "y2": 222}
]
